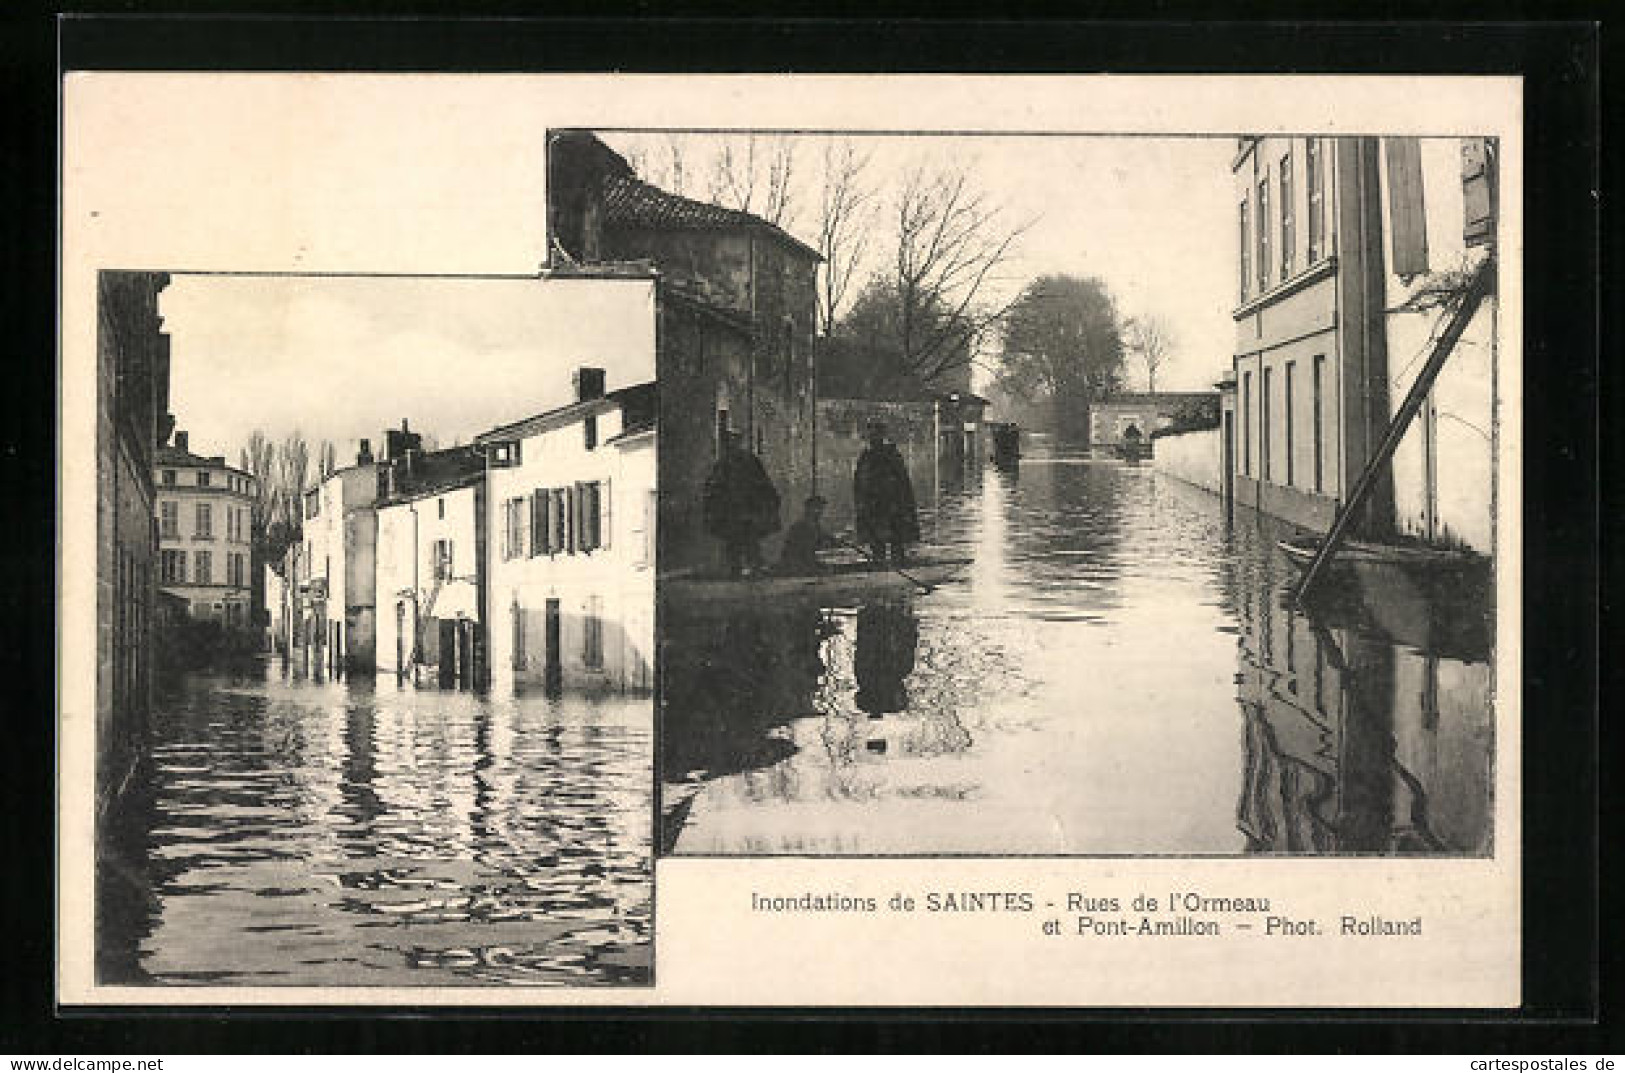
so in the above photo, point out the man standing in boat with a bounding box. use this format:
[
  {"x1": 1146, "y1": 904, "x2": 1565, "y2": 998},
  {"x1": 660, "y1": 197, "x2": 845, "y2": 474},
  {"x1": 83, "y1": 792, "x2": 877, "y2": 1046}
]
[
  {"x1": 854, "y1": 420, "x2": 920, "y2": 567},
  {"x1": 703, "y1": 429, "x2": 782, "y2": 579}
]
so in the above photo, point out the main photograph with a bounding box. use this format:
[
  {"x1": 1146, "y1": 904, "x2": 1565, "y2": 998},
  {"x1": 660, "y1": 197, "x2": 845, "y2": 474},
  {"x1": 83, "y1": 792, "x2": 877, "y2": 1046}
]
[{"x1": 607, "y1": 129, "x2": 1504, "y2": 858}]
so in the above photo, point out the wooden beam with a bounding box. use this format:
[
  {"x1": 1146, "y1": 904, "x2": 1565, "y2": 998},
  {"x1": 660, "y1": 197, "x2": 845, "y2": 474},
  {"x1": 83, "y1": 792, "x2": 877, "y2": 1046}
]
[{"x1": 1294, "y1": 255, "x2": 1494, "y2": 603}]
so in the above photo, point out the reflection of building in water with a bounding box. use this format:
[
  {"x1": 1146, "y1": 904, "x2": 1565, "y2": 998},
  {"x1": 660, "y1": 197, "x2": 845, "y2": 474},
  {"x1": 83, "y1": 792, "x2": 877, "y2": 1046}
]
[
  {"x1": 659, "y1": 603, "x2": 828, "y2": 785},
  {"x1": 1233, "y1": 566, "x2": 1492, "y2": 854}
]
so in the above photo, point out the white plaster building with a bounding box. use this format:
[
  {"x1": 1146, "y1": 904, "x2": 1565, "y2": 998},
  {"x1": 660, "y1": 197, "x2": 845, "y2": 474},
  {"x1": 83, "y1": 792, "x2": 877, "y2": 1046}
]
[{"x1": 477, "y1": 377, "x2": 657, "y2": 694}]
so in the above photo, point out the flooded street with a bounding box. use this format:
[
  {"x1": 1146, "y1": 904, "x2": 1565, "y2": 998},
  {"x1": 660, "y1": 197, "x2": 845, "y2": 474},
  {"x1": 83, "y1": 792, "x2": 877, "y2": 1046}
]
[
  {"x1": 98, "y1": 670, "x2": 652, "y2": 987},
  {"x1": 661, "y1": 444, "x2": 1495, "y2": 857}
]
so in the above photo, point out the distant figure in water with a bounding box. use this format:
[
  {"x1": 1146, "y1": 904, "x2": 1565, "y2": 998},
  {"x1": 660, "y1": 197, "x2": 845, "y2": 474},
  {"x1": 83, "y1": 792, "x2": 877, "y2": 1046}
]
[
  {"x1": 854, "y1": 420, "x2": 920, "y2": 567},
  {"x1": 778, "y1": 495, "x2": 829, "y2": 576},
  {"x1": 703, "y1": 430, "x2": 781, "y2": 579}
]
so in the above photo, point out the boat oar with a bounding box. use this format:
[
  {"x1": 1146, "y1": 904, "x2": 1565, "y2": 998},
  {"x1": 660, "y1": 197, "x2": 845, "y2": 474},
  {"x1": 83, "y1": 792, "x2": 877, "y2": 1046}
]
[{"x1": 830, "y1": 532, "x2": 936, "y2": 595}]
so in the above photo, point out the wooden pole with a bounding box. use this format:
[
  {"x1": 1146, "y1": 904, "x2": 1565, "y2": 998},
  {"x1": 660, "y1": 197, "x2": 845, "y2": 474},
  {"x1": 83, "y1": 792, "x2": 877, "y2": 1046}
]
[{"x1": 1294, "y1": 255, "x2": 1494, "y2": 604}]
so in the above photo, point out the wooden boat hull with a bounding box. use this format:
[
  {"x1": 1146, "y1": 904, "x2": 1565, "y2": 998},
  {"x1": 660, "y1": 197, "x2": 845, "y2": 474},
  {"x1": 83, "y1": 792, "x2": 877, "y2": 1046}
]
[{"x1": 661, "y1": 559, "x2": 970, "y2": 605}]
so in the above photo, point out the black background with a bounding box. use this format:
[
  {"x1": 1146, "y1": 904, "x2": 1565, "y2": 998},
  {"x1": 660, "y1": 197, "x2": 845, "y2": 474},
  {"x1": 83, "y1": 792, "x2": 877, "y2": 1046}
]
[{"x1": 1, "y1": 10, "x2": 1608, "y2": 1054}]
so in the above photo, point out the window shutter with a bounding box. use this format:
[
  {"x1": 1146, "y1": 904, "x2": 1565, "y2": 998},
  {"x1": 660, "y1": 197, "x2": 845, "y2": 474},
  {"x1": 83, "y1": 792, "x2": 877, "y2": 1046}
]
[
  {"x1": 566, "y1": 485, "x2": 577, "y2": 554},
  {"x1": 601, "y1": 479, "x2": 611, "y2": 550},
  {"x1": 1462, "y1": 138, "x2": 1494, "y2": 247},
  {"x1": 1384, "y1": 137, "x2": 1429, "y2": 278}
]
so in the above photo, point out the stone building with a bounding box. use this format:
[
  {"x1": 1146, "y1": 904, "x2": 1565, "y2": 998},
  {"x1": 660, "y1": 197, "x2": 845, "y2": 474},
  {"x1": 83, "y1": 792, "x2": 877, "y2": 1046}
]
[
  {"x1": 95, "y1": 270, "x2": 172, "y2": 816},
  {"x1": 545, "y1": 131, "x2": 822, "y2": 572},
  {"x1": 153, "y1": 430, "x2": 257, "y2": 626},
  {"x1": 1225, "y1": 135, "x2": 1498, "y2": 554}
]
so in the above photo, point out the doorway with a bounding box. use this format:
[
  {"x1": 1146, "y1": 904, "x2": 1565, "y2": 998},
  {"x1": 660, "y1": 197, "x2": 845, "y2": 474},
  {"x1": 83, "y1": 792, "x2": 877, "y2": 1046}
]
[{"x1": 545, "y1": 598, "x2": 563, "y2": 694}]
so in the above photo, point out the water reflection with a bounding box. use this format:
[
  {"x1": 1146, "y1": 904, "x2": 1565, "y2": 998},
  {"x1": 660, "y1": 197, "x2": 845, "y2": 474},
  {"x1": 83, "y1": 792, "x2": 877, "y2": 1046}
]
[
  {"x1": 661, "y1": 449, "x2": 1494, "y2": 856},
  {"x1": 99, "y1": 666, "x2": 652, "y2": 986}
]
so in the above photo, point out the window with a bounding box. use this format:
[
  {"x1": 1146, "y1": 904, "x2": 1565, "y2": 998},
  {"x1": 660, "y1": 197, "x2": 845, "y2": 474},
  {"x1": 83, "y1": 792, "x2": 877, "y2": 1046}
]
[
  {"x1": 529, "y1": 489, "x2": 546, "y2": 556},
  {"x1": 1312, "y1": 355, "x2": 1326, "y2": 493},
  {"x1": 1284, "y1": 360, "x2": 1296, "y2": 488},
  {"x1": 490, "y1": 440, "x2": 522, "y2": 467},
  {"x1": 574, "y1": 481, "x2": 605, "y2": 552},
  {"x1": 1261, "y1": 367, "x2": 1273, "y2": 482},
  {"x1": 433, "y1": 539, "x2": 454, "y2": 580},
  {"x1": 1256, "y1": 176, "x2": 1271, "y2": 291},
  {"x1": 437, "y1": 497, "x2": 445, "y2": 520},
  {"x1": 1238, "y1": 199, "x2": 1251, "y2": 302},
  {"x1": 160, "y1": 501, "x2": 179, "y2": 538},
  {"x1": 583, "y1": 595, "x2": 604, "y2": 670},
  {"x1": 1307, "y1": 139, "x2": 1325, "y2": 262},
  {"x1": 195, "y1": 550, "x2": 212, "y2": 584},
  {"x1": 195, "y1": 502, "x2": 212, "y2": 538},
  {"x1": 162, "y1": 470, "x2": 176, "y2": 486},
  {"x1": 551, "y1": 488, "x2": 569, "y2": 553},
  {"x1": 305, "y1": 490, "x2": 320, "y2": 519},
  {"x1": 584, "y1": 415, "x2": 598, "y2": 451},
  {"x1": 198, "y1": 471, "x2": 211, "y2": 488},
  {"x1": 502, "y1": 497, "x2": 526, "y2": 560},
  {"x1": 1279, "y1": 152, "x2": 1294, "y2": 279},
  {"x1": 161, "y1": 549, "x2": 185, "y2": 583},
  {"x1": 1242, "y1": 371, "x2": 1253, "y2": 475},
  {"x1": 511, "y1": 603, "x2": 527, "y2": 671}
]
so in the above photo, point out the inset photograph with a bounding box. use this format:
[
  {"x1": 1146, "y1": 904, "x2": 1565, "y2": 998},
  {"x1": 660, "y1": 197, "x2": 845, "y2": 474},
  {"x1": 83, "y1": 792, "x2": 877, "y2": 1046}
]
[
  {"x1": 94, "y1": 270, "x2": 656, "y2": 986},
  {"x1": 629, "y1": 131, "x2": 1502, "y2": 858}
]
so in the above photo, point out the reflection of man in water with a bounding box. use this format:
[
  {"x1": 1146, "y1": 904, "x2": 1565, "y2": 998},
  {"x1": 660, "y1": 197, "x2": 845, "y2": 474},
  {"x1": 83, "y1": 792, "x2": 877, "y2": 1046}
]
[
  {"x1": 778, "y1": 495, "x2": 829, "y2": 576},
  {"x1": 854, "y1": 421, "x2": 920, "y2": 566},
  {"x1": 702, "y1": 430, "x2": 782, "y2": 578},
  {"x1": 854, "y1": 600, "x2": 919, "y2": 716}
]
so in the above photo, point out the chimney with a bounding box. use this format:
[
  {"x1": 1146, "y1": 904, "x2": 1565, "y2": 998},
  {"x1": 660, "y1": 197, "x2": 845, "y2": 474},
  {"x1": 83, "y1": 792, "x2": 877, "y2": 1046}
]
[
  {"x1": 357, "y1": 438, "x2": 374, "y2": 466},
  {"x1": 175, "y1": 430, "x2": 189, "y2": 453},
  {"x1": 573, "y1": 366, "x2": 606, "y2": 401}
]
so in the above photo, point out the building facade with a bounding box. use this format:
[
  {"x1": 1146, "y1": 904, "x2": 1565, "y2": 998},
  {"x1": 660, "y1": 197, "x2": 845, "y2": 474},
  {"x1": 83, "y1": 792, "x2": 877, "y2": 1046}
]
[
  {"x1": 154, "y1": 430, "x2": 257, "y2": 626},
  {"x1": 546, "y1": 131, "x2": 822, "y2": 572},
  {"x1": 1227, "y1": 135, "x2": 1498, "y2": 554},
  {"x1": 477, "y1": 378, "x2": 658, "y2": 694},
  {"x1": 95, "y1": 270, "x2": 172, "y2": 815},
  {"x1": 294, "y1": 442, "x2": 386, "y2": 676},
  {"x1": 373, "y1": 446, "x2": 487, "y2": 685}
]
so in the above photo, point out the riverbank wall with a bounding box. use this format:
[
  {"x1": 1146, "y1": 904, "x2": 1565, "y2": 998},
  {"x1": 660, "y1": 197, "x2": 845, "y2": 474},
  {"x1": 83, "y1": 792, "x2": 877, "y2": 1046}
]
[{"x1": 1151, "y1": 427, "x2": 1222, "y2": 494}]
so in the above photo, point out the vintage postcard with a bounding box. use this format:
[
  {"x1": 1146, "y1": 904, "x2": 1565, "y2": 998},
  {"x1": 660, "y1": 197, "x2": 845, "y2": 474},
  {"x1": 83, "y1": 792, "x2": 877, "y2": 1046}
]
[{"x1": 59, "y1": 72, "x2": 1521, "y2": 1006}]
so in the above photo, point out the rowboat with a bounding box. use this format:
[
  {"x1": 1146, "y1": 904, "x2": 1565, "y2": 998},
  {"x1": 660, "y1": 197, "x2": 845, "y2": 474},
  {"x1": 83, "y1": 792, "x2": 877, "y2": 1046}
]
[
  {"x1": 661, "y1": 557, "x2": 971, "y2": 605},
  {"x1": 1279, "y1": 535, "x2": 1493, "y2": 661}
]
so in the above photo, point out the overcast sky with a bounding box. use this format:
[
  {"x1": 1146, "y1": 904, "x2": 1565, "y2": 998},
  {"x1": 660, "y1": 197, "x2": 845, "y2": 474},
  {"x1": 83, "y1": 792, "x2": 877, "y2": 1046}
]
[{"x1": 67, "y1": 75, "x2": 1248, "y2": 462}]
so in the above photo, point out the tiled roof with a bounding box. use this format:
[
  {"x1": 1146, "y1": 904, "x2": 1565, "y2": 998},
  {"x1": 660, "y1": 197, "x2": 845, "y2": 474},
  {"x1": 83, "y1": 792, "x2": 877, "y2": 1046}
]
[
  {"x1": 599, "y1": 174, "x2": 822, "y2": 262},
  {"x1": 155, "y1": 444, "x2": 242, "y2": 472}
]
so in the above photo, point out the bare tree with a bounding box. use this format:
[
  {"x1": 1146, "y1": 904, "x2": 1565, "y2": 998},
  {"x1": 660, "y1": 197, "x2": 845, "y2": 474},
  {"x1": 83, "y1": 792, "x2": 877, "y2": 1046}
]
[
  {"x1": 814, "y1": 138, "x2": 876, "y2": 337},
  {"x1": 623, "y1": 134, "x2": 689, "y2": 196},
  {"x1": 1124, "y1": 314, "x2": 1175, "y2": 395},
  {"x1": 887, "y1": 159, "x2": 1035, "y2": 384},
  {"x1": 238, "y1": 431, "x2": 277, "y2": 532},
  {"x1": 319, "y1": 440, "x2": 338, "y2": 479},
  {"x1": 707, "y1": 135, "x2": 798, "y2": 230},
  {"x1": 276, "y1": 432, "x2": 310, "y2": 527}
]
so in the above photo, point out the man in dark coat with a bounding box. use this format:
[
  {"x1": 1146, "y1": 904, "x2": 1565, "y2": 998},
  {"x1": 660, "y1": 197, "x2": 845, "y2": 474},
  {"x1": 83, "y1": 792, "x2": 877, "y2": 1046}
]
[
  {"x1": 703, "y1": 430, "x2": 781, "y2": 578},
  {"x1": 854, "y1": 420, "x2": 920, "y2": 566}
]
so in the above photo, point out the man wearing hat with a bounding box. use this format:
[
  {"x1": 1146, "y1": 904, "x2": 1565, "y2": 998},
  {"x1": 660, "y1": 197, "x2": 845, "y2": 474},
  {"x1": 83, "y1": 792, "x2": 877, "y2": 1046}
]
[
  {"x1": 854, "y1": 420, "x2": 920, "y2": 567},
  {"x1": 702, "y1": 429, "x2": 782, "y2": 578}
]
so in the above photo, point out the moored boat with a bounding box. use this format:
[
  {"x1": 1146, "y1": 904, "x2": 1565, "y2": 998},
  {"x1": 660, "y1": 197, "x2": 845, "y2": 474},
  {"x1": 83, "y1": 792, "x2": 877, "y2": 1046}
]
[{"x1": 661, "y1": 557, "x2": 970, "y2": 605}]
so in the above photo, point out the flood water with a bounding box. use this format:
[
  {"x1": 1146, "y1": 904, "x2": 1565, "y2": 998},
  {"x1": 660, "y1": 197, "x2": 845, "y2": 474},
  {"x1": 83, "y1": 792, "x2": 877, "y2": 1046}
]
[
  {"x1": 99, "y1": 670, "x2": 653, "y2": 986},
  {"x1": 661, "y1": 443, "x2": 1496, "y2": 856}
]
